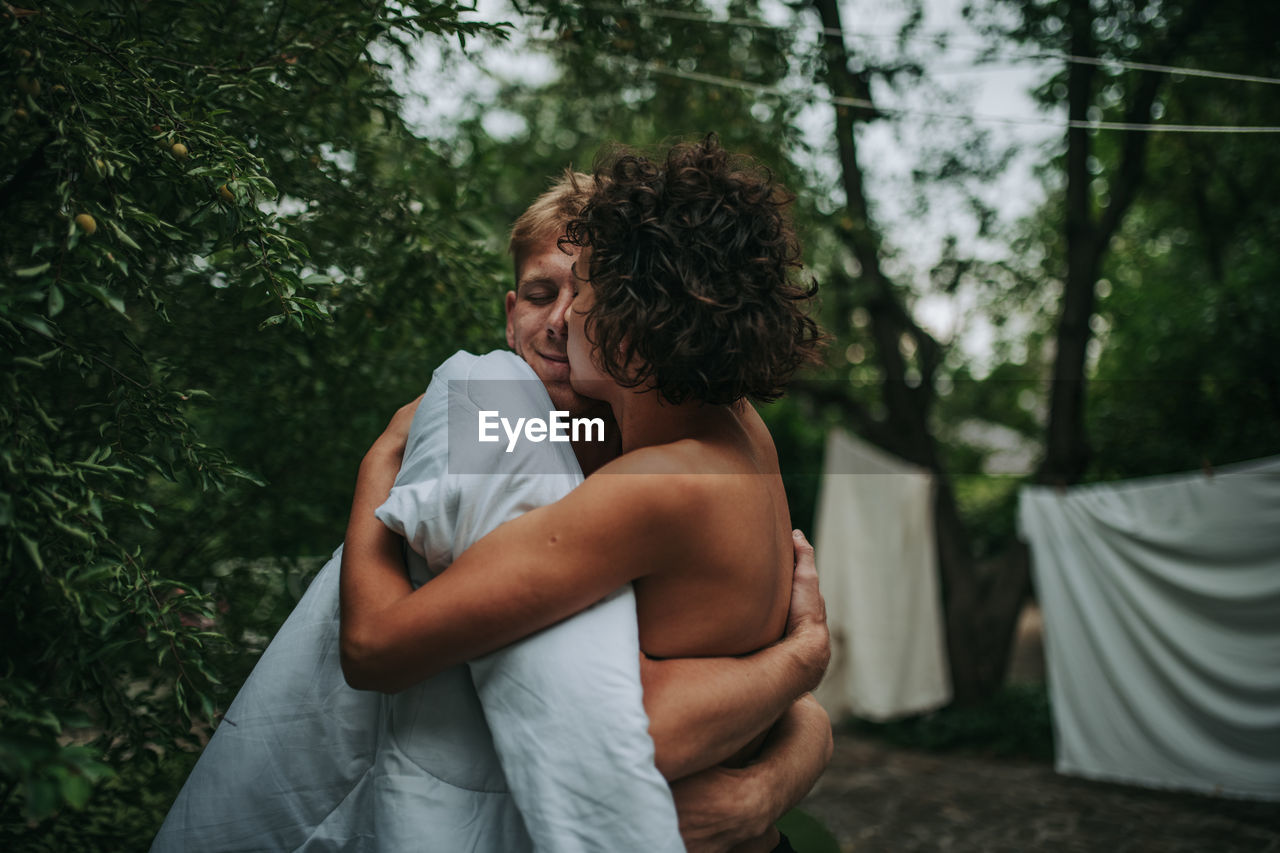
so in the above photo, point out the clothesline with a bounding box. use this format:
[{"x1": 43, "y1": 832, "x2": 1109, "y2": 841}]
[
  {"x1": 586, "y1": 3, "x2": 1280, "y2": 88},
  {"x1": 551, "y1": 43, "x2": 1280, "y2": 134}
]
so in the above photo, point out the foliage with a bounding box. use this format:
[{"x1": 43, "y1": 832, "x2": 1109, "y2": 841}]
[
  {"x1": 439, "y1": 1, "x2": 815, "y2": 244},
  {"x1": 1, "y1": 0, "x2": 506, "y2": 839},
  {"x1": 848, "y1": 683, "x2": 1054, "y2": 761},
  {"x1": 973, "y1": 0, "x2": 1280, "y2": 482},
  {"x1": 1086, "y1": 0, "x2": 1280, "y2": 476},
  {"x1": 4, "y1": 749, "x2": 200, "y2": 853}
]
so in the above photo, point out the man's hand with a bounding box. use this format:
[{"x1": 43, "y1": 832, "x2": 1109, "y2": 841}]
[
  {"x1": 671, "y1": 695, "x2": 834, "y2": 853},
  {"x1": 670, "y1": 764, "x2": 773, "y2": 853},
  {"x1": 785, "y1": 529, "x2": 830, "y2": 692}
]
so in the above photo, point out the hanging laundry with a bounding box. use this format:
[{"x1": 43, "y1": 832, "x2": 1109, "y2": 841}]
[
  {"x1": 813, "y1": 429, "x2": 952, "y2": 722},
  {"x1": 1019, "y1": 457, "x2": 1280, "y2": 801}
]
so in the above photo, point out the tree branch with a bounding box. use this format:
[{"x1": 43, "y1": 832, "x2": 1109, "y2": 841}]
[{"x1": 1094, "y1": 0, "x2": 1213, "y2": 256}]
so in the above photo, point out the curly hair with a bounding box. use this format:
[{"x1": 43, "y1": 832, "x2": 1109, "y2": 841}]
[{"x1": 563, "y1": 135, "x2": 822, "y2": 405}]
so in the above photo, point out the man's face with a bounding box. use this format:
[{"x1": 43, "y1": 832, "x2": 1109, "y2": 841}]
[{"x1": 506, "y1": 234, "x2": 605, "y2": 417}]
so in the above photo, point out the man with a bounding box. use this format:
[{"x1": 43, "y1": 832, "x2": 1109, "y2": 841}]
[{"x1": 153, "y1": 173, "x2": 830, "y2": 852}]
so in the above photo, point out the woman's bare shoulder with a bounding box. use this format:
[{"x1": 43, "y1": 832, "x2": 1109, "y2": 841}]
[
  {"x1": 572, "y1": 443, "x2": 722, "y2": 525},
  {"x1": 598, "y1": 441, "x2": 708, "y2": 473}
]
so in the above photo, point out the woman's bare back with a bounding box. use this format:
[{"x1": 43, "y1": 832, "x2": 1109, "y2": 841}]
[{"x1": 628, "y1": 401, "x2": 793, "y2": 660}]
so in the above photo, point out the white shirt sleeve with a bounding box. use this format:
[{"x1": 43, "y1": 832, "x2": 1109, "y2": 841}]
[{"x1": 376, "y1": 350, "x2": 683, "y2": 852}]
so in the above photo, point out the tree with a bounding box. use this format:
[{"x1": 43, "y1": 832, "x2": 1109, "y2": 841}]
[
  {"x1": 977, "y1": 0, "x2": 1280, "y2": 480},
  {"x1": 988, "y1": 0, "x2": 1213, "y2": 485},
  {"x1": 1080, "y1": 0, "x2": 1280, "y2": 476},
  {"x1": 1, "y1": 0, "x2": 503, "y2": 842}
]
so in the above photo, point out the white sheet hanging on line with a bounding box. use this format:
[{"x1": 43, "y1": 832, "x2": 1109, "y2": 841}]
[
  {"x1": 1018, "y1": 457, "x2": 1280, "y2": 801},
  {"x1": 813, "y1": 429, "x2": 952, "y2": 721}
]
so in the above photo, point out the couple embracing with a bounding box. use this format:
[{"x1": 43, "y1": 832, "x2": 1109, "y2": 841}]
[{"x1": 154, "y1": 136, "x2": 833, "y2": 853}]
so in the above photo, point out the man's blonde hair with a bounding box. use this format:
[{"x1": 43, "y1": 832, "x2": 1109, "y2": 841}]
[{"x1": 508, "y1": 170, "x2": 594, "y2": 274}]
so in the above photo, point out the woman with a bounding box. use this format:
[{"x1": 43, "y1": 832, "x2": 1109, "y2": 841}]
[{"x1": 341, "y1": 136, "x2": 824, "y2": 852}]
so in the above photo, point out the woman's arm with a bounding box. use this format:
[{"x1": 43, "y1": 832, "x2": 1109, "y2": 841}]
[{"x1": 340, "y1": 430, "x2": 690, "y2": 692}]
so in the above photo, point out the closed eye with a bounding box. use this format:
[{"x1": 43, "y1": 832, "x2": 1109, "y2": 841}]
[{"x1": 519, "y1": 284, "x2": 558, "y2": 304}]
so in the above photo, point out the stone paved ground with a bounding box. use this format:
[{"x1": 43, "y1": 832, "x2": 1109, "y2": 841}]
[{"x1": 799, "y1": 734, "x2": 1280, "y2": 853}]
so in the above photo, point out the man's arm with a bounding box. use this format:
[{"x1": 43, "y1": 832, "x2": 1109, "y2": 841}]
[
  {"x1": 671, "y1": 695, "x2": 834, "y2": 853},
  {"x1": 644, "y1": 531, "x2": 830, "y2": 780}
]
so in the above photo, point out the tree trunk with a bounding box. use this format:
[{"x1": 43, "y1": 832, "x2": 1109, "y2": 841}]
[
  {"x1": 809, "y1": 0, "x2": 1026, "y2": 704},
  {"x1": 1040, "y1": 0, "x2": 1213, "y2": 486},
  {"x1": 1041, "y1": 0, "x2": 1097, "y2": 486}
]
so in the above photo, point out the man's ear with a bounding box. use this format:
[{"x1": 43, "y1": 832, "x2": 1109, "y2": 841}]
[{"x1": 504, "y1": 291, "x2": 517, "y2": 349}]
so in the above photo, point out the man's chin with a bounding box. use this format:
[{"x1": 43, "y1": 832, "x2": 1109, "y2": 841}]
[{"x1": 546, "y1": 382, "x2": 609, "y2": 419}]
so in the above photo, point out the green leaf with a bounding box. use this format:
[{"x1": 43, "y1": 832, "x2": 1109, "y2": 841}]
[
  {"x1": 16, "y1": 262, "x2": 52, "y2": 277},
  {"x1": 17, "y1": 314, "x2": 53, "y2": 337},
  {"x1": 19, "y1": 533, "x2": 43, "y2": 571},
  {"x1": 80, "y1": 283, "x2": 127, "y2": 315},
  {"x1": 109, "y1": 221, "x2": 143, "y2": 251},
  {"x1": 60, "y1": 771, "x2": 93, "y2": 810},
  {"x1": 48, "y1": 284, "x2": 65, "y2": 316}
]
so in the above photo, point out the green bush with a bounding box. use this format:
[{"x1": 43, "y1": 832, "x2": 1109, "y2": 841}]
[{"x1": 1, "y1": 0, "x2": 504, "y2": 840}]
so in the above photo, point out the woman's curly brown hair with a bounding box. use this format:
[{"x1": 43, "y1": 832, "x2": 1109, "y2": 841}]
[{"x1": 563, "y1": 135, "x2": 822, "y2": 405}]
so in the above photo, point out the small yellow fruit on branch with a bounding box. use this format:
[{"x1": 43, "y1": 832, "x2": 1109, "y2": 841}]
[
  {"x1": 171, "y1": 142, "x2": 189, "y2": 159},
  {"x1": 218, "y1": 184, "x2": 235, "y2": 202},
  {"x1": 75, "y1": 213, "x2": 97, "y2": 235}
]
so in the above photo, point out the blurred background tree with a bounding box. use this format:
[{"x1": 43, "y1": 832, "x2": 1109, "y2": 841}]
[{"x1": 3, "y1": 0, "x2": 1277, "y2": 846}]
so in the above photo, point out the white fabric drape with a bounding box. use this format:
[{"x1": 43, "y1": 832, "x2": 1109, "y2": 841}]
[
  {"x1": 813, "y1": 430, "x2": 952, "y2": 721},
  {"x1": 1018, "y1": 457, "x2": 1280, "y2": 801}
]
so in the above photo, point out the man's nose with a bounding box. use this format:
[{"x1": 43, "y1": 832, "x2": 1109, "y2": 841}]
[{"x1": 547, "y1": 293, "x2": 572, "y2": 337}]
